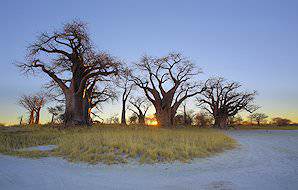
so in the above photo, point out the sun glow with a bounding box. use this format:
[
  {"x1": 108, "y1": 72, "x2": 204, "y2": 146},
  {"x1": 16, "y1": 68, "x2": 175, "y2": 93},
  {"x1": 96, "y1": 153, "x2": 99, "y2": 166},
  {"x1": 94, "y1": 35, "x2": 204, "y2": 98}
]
[{"x1": 145, "y1": 115, "x2": 158, "y2": 126}]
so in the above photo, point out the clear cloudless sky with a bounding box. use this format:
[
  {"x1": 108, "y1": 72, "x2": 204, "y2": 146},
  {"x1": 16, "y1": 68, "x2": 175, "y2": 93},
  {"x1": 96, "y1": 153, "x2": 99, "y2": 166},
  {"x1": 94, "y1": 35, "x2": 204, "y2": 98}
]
[{"x1": 0, "y1": 0, "x2": 297, "y2": 125}]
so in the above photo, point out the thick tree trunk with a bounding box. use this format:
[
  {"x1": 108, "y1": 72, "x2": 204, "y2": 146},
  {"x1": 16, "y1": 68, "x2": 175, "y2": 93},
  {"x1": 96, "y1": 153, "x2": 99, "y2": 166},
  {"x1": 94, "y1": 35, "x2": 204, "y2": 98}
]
[
  {"x1": 64, "y1": 94, "x2": 73, "y2": 125},
  {"x1": 35, "y1": 108, "x2": 41, "y2": 124},
  {"x1": 214, "y1": 116, "x2": 228, "y2": 129},
  {"x1": 121, "y1": 100, "x2": 127, "y2": 125},
  {"x1": 28, "y1": 110, "x2": 35, "y2": 125},
  {"x1": 64, "y1": 92, "x2": 87, "y2": 126},
  {"x1": 73, "y1": 93, "x2": 84, "y2": 123},
  {"x1": 156, "y1": 108, "x2": 173, "y2": 127}
]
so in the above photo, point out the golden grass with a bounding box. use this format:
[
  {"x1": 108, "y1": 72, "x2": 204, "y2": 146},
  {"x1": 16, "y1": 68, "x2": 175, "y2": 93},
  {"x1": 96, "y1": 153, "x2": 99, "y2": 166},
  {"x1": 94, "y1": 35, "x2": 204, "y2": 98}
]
[{"x1": 0, "y1": 125, "x2": 236, "y2": 164}]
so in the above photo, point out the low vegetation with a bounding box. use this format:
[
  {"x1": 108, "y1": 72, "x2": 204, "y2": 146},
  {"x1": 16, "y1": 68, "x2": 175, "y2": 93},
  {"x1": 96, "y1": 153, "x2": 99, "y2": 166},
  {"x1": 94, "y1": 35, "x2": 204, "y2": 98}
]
[{"x1": 0, "y1": 125, "x2": 236, "y2": 164}]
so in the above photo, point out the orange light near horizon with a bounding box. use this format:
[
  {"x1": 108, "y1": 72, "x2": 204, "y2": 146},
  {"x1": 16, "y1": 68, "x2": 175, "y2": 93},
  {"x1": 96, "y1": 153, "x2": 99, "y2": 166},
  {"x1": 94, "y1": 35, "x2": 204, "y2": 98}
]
[{"x1": 145, "y1": 115, "x2": 158, "y2": 126}]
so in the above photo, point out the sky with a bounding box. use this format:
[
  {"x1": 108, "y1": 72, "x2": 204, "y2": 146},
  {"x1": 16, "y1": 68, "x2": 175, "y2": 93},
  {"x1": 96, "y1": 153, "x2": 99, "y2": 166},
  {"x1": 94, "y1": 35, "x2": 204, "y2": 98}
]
[{"x1": 0, "y1": 0, "x2": 297, "y2": 125}]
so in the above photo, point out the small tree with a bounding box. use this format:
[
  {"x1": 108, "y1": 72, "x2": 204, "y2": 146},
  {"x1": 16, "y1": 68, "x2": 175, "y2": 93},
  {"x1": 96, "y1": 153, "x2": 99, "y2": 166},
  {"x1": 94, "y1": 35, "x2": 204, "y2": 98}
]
[
  {"x1": 116, "y1": 69, "x2": 134, "y2": 125},
  {"x1": 128, "y1": 96, "x2": 151, "y2": 125},
  {"x1": 249, "y1": 113, "x2": 268, "y2": 126},
  {"x1": 129, "y1": 114, "x2": 138, "y2": 124},
  {"x1": 19, "y1": 93, "x2": 47, "y2": 125},
  {"x1": 18, "y1": 94, "x2": 38, "y2": 125},
  {"x1": 197, "y1": 77, "x2": 258, "y2": 129}
]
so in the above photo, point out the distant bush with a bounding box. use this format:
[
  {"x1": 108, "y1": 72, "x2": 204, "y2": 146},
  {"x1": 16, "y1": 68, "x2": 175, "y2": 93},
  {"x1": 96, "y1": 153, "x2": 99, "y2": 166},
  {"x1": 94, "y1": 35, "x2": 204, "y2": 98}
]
[
  {"x1": 194, "y1": 112, "x2": 213, "y2": 128},
  {"x1": 272, "y1": 117, "x2": 291, "y2": 126}
]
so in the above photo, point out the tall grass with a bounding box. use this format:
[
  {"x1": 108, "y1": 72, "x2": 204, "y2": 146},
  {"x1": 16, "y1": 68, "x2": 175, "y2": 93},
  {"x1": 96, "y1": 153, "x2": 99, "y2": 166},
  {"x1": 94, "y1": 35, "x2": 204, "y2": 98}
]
[{"x1": 0, "y1": 125, "x2": 236, "y2": 164}]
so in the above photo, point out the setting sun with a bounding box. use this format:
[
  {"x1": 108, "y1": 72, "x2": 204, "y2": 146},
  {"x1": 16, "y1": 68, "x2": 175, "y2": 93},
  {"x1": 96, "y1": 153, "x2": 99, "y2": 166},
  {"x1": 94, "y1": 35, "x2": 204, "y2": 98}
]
[{"x1": 145, "y1": 115, "x2": 158, "y2": 126}]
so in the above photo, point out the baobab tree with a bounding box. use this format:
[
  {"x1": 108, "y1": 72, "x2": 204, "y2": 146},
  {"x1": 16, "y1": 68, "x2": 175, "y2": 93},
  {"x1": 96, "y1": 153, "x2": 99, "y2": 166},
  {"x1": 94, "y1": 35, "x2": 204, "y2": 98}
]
[
  {"x1": 18, "y1": 95, "x2": 36, "y2": 124},
  {"x1": 128, "y1": 96, "x2": 151, "y2": 125},
  {"x1": 249, "y1": 113, "x2": 268, "y2": 125},
  {"x1": 18, "y1": 93, "x2": 46, "y2": 125},
  {"x1": 18, "y1": 21, "x2": 119, "y2": 126},
  {"x1": 133, "y1": 53, "x2": 205, "y2": 127},
  {"x1": 196, "y1": 77, "x2": 258, "y2": 129}
]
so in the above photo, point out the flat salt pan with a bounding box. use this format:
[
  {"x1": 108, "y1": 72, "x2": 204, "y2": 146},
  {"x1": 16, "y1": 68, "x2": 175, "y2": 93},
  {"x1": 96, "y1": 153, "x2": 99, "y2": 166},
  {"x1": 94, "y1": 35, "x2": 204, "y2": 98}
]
[
  {"x1": 1, "y1": 130, "x2": 298, "y2": 190},
  {"x1": 18, "y1": 145, "x2": 57, "y2": 151}
]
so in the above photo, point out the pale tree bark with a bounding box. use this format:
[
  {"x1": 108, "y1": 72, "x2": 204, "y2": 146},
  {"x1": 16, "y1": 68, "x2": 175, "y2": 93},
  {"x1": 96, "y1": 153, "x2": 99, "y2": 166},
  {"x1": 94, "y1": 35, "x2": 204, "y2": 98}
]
[{"x1": 133, "y1": 53, "x2": 205, "y2": 127}]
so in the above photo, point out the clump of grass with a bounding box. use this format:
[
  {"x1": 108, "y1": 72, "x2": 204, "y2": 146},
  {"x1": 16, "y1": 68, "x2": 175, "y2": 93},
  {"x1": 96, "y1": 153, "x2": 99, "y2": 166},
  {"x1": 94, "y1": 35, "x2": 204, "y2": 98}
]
[{"x1": 0, "y1": 125, "x2": 236, "y2": 164}]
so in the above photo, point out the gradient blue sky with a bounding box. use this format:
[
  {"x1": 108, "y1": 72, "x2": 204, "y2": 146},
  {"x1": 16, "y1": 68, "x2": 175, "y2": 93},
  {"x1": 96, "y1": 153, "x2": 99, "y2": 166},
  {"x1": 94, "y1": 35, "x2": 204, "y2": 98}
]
[{"x1": 0, "y1": 0, "x2": 297, "y2": 124}]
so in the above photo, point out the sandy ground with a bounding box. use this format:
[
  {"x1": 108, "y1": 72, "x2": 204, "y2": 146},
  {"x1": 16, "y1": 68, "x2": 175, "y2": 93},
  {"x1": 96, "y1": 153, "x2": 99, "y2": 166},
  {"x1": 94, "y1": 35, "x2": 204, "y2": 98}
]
[{"x1": 0, "y1": 130, "x2": 298, "y2": 190}]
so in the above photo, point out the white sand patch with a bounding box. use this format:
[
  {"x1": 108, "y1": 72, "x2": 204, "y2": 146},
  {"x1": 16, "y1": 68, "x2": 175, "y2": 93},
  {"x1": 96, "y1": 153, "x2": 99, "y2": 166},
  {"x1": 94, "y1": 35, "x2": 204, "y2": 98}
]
[
  {"x1": 1, "y1": 130, "x2": 298, "y2": 190},
  {"x1": 18, "y1": 145, "x2": 57, "y2": 151}
]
